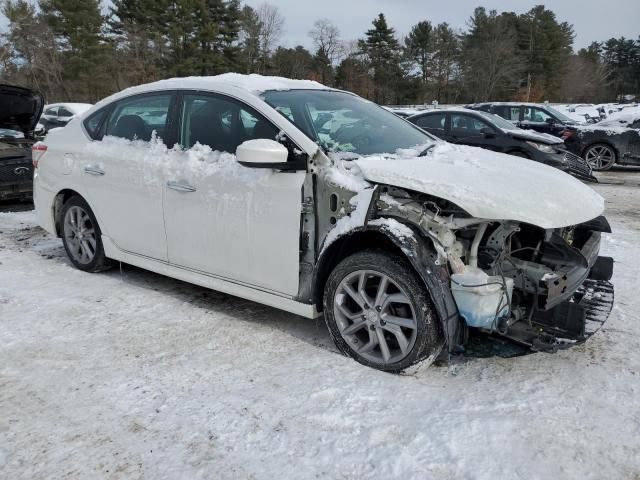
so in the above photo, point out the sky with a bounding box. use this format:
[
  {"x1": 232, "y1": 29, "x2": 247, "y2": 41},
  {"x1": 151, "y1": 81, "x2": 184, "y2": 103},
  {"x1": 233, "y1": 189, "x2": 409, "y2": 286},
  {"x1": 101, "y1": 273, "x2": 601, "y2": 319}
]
[
  {"x1": 242, "y1": 0, "x2": 639, "y2": 50},
  {"x1": 0, "y1": 0, "x2": 638, "y2": 51}
]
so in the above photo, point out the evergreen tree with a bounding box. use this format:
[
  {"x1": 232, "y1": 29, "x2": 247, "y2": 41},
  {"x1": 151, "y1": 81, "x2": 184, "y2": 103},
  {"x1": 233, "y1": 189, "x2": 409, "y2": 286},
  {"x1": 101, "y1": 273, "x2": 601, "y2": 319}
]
[
  {"x1": 404, "y1": 21, "x2": 432, "y2": 87},
  {"x1": 358, "y1": 13, "x2": 402, "y2": 103}
]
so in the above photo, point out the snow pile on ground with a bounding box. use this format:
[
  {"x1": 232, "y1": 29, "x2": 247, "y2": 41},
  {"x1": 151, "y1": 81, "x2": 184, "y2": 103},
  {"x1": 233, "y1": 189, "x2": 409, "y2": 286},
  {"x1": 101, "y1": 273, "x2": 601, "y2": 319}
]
[{"x1": 1, "y1": 173, "x2": 639, "y2": 478}]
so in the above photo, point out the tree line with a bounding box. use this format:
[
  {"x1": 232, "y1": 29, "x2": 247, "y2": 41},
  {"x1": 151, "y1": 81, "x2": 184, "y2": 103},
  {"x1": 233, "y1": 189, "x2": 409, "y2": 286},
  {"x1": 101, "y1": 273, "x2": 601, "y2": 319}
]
[{"x1": 1, "y1": 0, "x2": 638, "y2": 105}]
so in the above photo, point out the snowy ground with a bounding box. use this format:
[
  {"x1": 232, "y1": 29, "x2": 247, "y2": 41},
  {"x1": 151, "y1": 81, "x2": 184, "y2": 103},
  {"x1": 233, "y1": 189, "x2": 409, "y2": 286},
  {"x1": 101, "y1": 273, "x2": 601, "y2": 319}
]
[{"x1": 1, "y1": 171, "x2": 639, "y2": 480}]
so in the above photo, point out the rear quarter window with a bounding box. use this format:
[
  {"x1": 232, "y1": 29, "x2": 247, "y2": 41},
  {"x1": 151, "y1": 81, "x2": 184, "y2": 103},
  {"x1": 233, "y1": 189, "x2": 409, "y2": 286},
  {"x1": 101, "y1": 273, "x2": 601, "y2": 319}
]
[{"x1": 83, "y1": 108, "x2": 108, "y2": 140}]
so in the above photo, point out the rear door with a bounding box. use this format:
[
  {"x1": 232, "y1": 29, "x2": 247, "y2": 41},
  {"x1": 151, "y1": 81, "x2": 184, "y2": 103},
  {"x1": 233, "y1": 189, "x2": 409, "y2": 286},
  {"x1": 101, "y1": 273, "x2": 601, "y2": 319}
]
[{"x1": 80, "y1": 91, "x2": 175, "y2": 260}]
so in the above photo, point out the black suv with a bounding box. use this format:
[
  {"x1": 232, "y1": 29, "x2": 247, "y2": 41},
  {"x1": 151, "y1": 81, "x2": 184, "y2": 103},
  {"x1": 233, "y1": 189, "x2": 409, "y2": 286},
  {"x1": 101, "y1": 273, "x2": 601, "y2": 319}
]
[
  {"x1": 0, "y1": 84, "x2": 44, "y2": 202},
  {"x1": 408, "y1": 108, "x2": 595, "y2": 182},
  {"x1": 467, "y1": 102, "x2": 583, "y2": 138}
]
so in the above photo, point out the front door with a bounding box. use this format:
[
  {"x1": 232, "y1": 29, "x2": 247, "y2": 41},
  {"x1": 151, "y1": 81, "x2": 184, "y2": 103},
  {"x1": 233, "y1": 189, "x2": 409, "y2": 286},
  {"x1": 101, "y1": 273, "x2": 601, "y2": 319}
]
[
  {"x1": 449, "y1": 113, "x2": 501, "y2": 152},
  {"x1": 162, "y1": 92, "x2": 305, "y2": 296},
  {"x1": 80, "y1": 92, "x2": 174, "y2": 260}
]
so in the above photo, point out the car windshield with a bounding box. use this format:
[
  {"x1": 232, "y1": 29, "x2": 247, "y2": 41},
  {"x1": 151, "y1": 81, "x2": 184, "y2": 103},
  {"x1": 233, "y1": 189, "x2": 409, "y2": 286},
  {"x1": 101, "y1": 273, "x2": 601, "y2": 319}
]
[
  {"x1": 545, "y1": 106, "x2": 574, "y2": 123},
  {"x1": 261, "y1": 90, "x2": 434, "y2": 155},
  {"x1": 474, "y1": 110, "x2": 518, "y2": 130}
]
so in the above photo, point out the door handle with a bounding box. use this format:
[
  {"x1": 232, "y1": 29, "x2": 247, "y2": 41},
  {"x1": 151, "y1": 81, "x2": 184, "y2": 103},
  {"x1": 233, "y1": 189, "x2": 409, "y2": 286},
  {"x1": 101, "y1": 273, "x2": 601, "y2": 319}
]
[
  {"x1": 166, "y1": 180, "x2": 196, "y2": 193},
  {"x1": 84, "y1": 166, "x2": 105, "y2": 176}
]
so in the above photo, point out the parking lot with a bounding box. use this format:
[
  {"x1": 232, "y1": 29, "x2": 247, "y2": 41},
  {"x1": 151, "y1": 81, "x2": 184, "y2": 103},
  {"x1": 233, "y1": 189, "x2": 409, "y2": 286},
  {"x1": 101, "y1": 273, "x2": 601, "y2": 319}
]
[{"x1": 0, "y1": 168, "x2": 639, "y2": 479}]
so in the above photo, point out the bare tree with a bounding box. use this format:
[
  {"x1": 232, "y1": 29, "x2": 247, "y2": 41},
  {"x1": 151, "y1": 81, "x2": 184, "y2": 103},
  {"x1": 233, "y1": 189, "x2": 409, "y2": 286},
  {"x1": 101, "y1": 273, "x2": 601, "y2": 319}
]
[
  {"x1": 309, "y1": 18, "x2": 343, "y2": 65},
  {"x1": 256, "y1": 3, "x2": 284, "y2": 73}
]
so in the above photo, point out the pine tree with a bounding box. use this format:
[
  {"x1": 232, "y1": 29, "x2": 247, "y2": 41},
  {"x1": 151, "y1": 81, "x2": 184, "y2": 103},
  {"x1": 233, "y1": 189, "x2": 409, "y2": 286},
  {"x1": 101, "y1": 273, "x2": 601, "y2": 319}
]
[{"x1": 358, "y1": 13, "x2": 402, "y2": 103}]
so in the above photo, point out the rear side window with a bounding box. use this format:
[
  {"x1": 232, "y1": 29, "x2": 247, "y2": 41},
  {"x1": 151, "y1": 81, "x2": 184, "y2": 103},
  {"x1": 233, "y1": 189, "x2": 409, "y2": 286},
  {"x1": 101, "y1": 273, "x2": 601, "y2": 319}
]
[
  {"x1": 493, "y1": 106, "x2": 520, "y2": 122},
  {"x1": 83, "y1": 108, "x2": 108, "y2": 139},
  {"x1": 180, "y1": 93, "x2": 279, "y2": 153},
  {"x1": 44, "y1": 107, "x2": 58, "y2": 116},
  {"x1": 414, "y1": 113, "x2": 446, "y2": 130},
  {"x1": 58, "y1": 107, "x2": 73, "y2": 117},
  {"x1": 105, "y1": 94, "x2": 172, "y2": 142}
]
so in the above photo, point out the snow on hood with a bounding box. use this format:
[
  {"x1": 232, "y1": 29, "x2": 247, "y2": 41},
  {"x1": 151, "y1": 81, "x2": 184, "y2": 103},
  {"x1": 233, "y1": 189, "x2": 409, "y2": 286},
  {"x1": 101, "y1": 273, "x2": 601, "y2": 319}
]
[
  {"x1": 354, "y1": 143, "x2": 604, "y2": 229},
  {"x1": 505, "y1": 128, "x2": 562, "y2": 144}
]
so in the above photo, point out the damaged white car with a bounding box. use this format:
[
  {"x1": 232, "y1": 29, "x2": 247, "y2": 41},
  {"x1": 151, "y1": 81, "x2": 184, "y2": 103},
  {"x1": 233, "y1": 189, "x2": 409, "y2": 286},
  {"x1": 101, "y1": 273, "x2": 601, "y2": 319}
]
[{"x1": 32, "y1": 74, "x2": 614, "y2": 371}]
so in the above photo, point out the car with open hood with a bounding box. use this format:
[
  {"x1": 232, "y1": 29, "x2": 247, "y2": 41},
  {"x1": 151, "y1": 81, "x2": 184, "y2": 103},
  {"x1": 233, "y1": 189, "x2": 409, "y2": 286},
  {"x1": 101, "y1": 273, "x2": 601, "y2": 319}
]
[
  {"x1": 0, "y1": 84, "x2": 44, "y2": 202},
  {"x1": 563, "y1": 111, "x2": 640, "y2": 171},
  {"x1": 407, "y1": 108, "x2": 595, "y2": 182},
  {"x1": 33, "y1": 74, "x2": 614, "y2": 372}
]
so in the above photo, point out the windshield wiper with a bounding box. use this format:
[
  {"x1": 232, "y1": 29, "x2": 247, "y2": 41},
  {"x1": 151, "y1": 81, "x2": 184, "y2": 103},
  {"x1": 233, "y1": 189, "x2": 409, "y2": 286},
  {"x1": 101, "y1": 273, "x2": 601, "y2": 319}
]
[{"x1": 418, "y1": 144, "x2": 436, "y2": 157}]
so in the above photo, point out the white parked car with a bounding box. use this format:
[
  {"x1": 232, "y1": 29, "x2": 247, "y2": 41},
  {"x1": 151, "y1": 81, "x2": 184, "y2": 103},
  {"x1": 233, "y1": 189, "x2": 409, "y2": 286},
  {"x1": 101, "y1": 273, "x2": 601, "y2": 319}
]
[
  {"x1": 33, "y1": 74, "x2": 614, "y2": 371},
  {"x1": 37, "y1": 102, "x2": 93, "y2": 134}
]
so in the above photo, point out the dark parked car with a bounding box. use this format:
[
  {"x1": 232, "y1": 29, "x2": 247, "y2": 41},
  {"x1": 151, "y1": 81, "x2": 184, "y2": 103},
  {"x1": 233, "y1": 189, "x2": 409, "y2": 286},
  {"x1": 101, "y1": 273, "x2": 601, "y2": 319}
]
[
  {"x1": 563, "y1": 112, "x2": 640, "y2": 170},
  {"x1": 467, "y1": 102, "x2": 584, "y2": 138},
  {"x1": 407, "y1": 108, "x2": 596, "y2": 182},
  {"x1": 0, "y1": 84, "x2": 44, "y2": 202}
]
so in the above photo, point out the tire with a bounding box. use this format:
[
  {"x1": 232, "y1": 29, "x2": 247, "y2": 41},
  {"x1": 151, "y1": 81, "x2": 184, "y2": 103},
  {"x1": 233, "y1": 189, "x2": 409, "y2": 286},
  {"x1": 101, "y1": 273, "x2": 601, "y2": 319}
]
[
  {"x1": 583, "y1": 143, "x2": 616, "y2": 171},
  {"x1": 60, "y1": 195, "x2": 111, "y2": 272},
  {"x1": 323, "y1": 250, "x2": 442, "y2": 372}
]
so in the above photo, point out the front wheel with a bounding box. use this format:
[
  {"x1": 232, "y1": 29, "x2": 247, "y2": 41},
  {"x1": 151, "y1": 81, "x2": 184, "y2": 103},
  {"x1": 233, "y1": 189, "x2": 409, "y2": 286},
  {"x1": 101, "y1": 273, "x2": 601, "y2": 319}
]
[
  {"x1": 61, "y1": 196, "x2": 111, "y2": 272},
  {"x1": 323, "y1": 250, "x2": 442, "y2": 372},
  {"x1": 584, "y1": 143, "x2": 616, "y2": 171}
]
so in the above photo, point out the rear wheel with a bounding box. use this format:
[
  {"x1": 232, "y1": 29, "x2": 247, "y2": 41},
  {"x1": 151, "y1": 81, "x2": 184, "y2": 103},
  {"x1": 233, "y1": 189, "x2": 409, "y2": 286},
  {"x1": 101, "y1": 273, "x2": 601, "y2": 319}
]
[
  {"x1": 323, "y1": 250, "x2": 442, "y2": 372},
  {"x1": 584, "y1": 143, "x2": 616, "y2": 171},
  {"x1": 61, "y1": 196, "x2": 111, "y2": 272}
]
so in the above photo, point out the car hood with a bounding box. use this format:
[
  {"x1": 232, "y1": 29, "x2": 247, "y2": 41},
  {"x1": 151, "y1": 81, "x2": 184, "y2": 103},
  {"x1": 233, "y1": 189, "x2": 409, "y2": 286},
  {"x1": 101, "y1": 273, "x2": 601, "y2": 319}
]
[
  {"x1": 506, "y1": 128, "x2": 562, "y2": 144},
  {"x1": 355, "y1": 143, "x2": 604, "y2": 229},
  {"x1": 0, "y1": 84, "x2": 44, "y2": 136}
]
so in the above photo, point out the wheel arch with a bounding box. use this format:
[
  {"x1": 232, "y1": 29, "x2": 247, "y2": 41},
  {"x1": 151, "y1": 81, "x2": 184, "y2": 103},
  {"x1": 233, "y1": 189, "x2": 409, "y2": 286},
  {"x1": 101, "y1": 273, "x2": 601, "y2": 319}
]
[
  {"x1": 52, "y1": 188, "x2": 85, "y2": 237},
  {"x1": 581, "y1": 140, "x2": 619, "y2": 160},
  {"x1": 312, "y1": 223, "x2": 461, "y2": 351}
]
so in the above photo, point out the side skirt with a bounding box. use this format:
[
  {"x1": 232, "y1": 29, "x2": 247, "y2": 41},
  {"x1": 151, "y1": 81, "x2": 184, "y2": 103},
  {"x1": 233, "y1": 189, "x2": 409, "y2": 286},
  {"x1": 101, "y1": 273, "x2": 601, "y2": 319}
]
[{"x1": 102, "y1": 237, "x2": 320, "y2": 319}]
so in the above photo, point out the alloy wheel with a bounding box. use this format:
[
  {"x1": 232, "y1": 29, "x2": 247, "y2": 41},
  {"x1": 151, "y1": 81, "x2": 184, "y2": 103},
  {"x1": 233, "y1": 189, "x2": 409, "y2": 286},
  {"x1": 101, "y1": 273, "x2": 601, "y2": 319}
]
[
  {"x1": 585, "y1": 145, "x2": 615, "y2": 170},
  {"x1": 333, "y1": 270, "x2": 418, "y2": 365},
  {"x1": 63, "y1": 205, "x2": 98, "y2": 265}
]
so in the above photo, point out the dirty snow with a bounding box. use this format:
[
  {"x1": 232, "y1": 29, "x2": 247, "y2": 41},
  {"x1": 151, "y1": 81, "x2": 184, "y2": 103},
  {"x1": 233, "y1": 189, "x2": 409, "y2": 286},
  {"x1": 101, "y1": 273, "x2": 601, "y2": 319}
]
[{"x1": 1, "y1": 172, "x2": 640, "y2": 479}]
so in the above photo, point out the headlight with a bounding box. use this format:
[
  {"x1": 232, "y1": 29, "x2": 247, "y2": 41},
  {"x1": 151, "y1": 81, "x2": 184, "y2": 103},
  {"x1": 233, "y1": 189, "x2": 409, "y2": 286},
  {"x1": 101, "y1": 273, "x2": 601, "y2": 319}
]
[{"x1": 526, "y1": 141, "x2": 556, "y2": 153}]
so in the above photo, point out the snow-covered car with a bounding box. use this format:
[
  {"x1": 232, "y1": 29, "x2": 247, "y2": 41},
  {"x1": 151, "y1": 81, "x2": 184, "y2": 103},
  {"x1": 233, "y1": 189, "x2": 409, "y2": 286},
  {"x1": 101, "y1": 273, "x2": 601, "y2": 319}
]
[
  {"x1": 1, "y1": 84, "x2": 43, "y2": 202},
  {"x1": 564, "y1": 112, "x2": 640, "y2": 170},
  {"x1": 38, "y1": 102, "x2": 93, "y2": 134},
  {"x1": 32, "y1": 74, "x2": 614, "y2": 371}
]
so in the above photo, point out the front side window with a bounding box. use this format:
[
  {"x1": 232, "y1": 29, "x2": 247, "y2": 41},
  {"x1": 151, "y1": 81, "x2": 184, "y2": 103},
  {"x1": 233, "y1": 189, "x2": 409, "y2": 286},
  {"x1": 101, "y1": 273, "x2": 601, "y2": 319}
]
[
  {"x1": 105, "y1": 94, "x2": 172, "y2": 142},
  {"x1": 523, "y1": 107, "x2": 553, "y2": 123},
  {"x1": 58, "y1": 107, "x2": 74, "y2": 117},
  {"x1": 451, "y1": 114, "x2": 493, "y2": 137},
  {"x1": 180, "y1": 93, "x2": 279, "y2": 153},
  {"x1": 261, "y1": 90, "x2": 433, "y2": 156}
]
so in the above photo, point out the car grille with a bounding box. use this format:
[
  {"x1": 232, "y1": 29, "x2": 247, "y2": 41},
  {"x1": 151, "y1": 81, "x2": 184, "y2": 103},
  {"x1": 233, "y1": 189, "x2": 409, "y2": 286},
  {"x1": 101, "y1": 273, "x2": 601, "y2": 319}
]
[
  {"x1": 564, "y1": 151, "x2": 593, "y2": 179},
  {"x1": 0, "y1": 158, "x2": 33, "y2": 184}
]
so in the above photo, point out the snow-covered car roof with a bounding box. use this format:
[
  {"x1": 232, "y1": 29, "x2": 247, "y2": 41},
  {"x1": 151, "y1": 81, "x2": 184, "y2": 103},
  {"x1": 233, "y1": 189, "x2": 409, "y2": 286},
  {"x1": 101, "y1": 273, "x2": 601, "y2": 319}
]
[{"x1": 91, "y1": 74, "x2": 334, "y2": 113}]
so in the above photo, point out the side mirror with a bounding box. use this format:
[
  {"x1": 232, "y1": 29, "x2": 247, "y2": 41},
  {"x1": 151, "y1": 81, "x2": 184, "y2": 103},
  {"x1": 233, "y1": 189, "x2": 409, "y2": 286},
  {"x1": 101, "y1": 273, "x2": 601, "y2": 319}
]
[
  {"x1": 236, "y1": 139, "x2": 289, "y2": 169},
  {"x1": 480, "y1": 127, "x2": 496, "y2": 138}
]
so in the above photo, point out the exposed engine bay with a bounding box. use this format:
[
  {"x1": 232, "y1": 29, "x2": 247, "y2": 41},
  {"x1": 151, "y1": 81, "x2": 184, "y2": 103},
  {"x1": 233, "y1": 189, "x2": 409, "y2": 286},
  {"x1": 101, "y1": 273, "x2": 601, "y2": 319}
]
[{"x1": 374, "y1": 187, "x2": 614, "y2": 353}]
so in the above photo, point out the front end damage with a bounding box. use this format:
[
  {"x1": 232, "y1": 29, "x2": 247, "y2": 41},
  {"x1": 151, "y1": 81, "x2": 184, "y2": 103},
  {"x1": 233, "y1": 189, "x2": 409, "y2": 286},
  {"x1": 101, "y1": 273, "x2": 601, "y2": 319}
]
[
  {"x1": 373, "y1": 190, "x2": 614, "y2": 353},
  {"x1": 312, "y1": 171, "x2": 614, "y2": 355}
]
